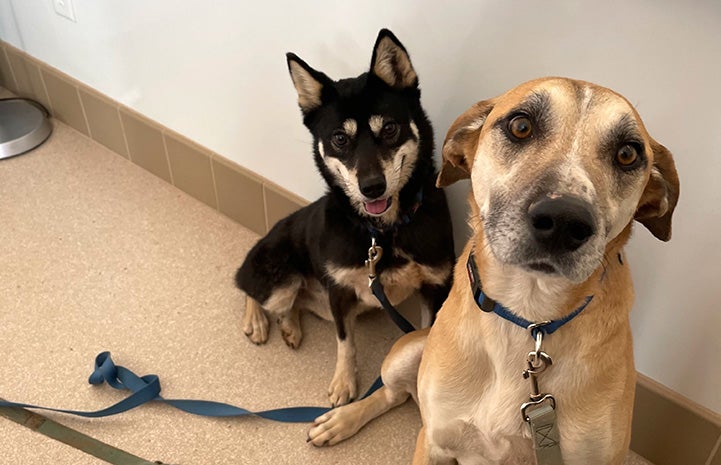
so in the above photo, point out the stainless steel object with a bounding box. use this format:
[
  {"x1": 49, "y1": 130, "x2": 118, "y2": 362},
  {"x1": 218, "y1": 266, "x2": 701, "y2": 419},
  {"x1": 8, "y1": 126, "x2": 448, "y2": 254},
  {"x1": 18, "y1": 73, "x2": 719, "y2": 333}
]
[{"x1": 0, "y1": 98, "x2": 52, "y2": 160}]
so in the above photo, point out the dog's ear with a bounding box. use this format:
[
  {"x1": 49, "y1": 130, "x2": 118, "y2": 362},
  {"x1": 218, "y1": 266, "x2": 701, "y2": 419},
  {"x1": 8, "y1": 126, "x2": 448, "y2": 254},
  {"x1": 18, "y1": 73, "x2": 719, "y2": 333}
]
[
  {"x1": 437, "y1": 100, "x2": 495, "y2": 187},
  {"x1": 286, "y1": 53, "x2": 333, "y2": 114},
  {"x1": 370, "y1": 29, "x2": 418, "y2": 89},
  {"x1": 634, "y1": 139, "x2": 680, "y2": 241}
]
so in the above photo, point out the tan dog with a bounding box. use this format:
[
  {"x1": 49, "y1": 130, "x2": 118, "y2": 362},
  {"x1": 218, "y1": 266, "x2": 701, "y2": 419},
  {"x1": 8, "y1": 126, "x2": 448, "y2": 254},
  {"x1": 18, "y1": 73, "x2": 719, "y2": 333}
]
[{"x1": 307, "y1": 77, "x2": 679, "y2": 464}]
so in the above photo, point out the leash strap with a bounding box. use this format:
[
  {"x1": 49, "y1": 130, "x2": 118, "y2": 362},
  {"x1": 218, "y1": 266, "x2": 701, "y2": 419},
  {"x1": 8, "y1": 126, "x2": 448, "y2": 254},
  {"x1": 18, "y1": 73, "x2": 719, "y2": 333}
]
[
  {"x1": 525, "y1": 399, "x2": 564, "y2": 464},
  {"x1": 0, "y1": 352, "x2": 384, "y2": 423},
  {"x1": 365, "y1": 236, "x2": 416, "y2": 334},
  {"x1": 370, "y1": 278, "x2": 416, "y2": 333}
]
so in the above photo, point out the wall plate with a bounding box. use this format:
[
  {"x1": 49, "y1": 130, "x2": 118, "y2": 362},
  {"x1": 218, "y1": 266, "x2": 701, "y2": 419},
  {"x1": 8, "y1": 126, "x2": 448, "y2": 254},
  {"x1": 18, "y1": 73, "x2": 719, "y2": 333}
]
[{"x1": 53, "y1": 0, "x2": 77, "y2": 22}]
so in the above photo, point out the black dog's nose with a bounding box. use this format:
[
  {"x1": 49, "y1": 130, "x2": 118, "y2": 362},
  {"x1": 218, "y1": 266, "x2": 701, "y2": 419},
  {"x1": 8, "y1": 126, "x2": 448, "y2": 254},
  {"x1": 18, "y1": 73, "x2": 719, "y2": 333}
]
[
  {"x1": 359, "y1": 176, "x2": 386, "y2": 199},
  {"x1": 528, "y1": 195, "x2": 596, "y2": 253}
]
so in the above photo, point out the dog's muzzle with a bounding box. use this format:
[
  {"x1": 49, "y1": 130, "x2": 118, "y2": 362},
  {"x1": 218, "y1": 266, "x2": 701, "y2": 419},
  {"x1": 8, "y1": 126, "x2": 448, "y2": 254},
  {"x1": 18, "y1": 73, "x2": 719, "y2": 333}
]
[
  {"x1": 359, "y1": 175, "x2": 390, "y2": 215},
  {"x1": 527, "y1": 194, "x2": 596, "y2": 255}
]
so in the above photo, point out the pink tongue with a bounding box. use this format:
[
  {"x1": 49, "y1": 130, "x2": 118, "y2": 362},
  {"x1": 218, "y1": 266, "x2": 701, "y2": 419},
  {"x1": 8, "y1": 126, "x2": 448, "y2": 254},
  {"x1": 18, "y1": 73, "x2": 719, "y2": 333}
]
[{"x1": 365, "y1": 198, "x2": 389, "y2": 214}]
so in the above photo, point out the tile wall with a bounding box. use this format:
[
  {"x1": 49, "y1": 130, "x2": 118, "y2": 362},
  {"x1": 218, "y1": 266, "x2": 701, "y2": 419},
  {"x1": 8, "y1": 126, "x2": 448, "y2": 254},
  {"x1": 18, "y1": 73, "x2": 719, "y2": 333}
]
[{"x1": 0, "y1": 41, "x2": 306, "y2": 237}]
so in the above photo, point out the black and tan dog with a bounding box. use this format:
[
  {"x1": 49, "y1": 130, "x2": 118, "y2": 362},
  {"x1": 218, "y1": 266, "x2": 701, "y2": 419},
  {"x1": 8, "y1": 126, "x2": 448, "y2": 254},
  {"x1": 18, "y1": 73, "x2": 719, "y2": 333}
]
[
  {"x1": 235, "y1": 30, "x2": 455, "y2": 407},
  {"x1": 308, "y1": 78, "x2": 679, "y2": 464}
]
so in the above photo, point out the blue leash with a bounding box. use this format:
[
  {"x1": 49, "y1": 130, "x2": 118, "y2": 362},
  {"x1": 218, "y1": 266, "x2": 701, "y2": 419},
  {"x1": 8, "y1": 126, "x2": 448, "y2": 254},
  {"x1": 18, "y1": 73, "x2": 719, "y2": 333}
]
[
  {"x1": 0, "y1": 352, "x2": 385, "y2": 423},
  {"x1": 1, "y1": 223, "x2": 418, "y2": 423},
  {"x1": 0, "y1": 260, "x2": 414, "y2": 423}
]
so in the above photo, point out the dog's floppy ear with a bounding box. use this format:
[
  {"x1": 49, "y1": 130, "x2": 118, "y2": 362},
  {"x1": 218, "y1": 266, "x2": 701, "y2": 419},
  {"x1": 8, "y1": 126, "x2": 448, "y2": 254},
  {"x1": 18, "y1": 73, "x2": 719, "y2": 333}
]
[
  {"x1": 634, "y1": 139, "x2": 680, "y2": 241},
  {"x1": 370, "y1": 29, "x2": 418, "y2": 89},
  {"x1": 286, "y1": 53, "x2": 333, "y2": 114},
  {"x1": 437, "y1": 100, "x2": 495, "y2": 187}
]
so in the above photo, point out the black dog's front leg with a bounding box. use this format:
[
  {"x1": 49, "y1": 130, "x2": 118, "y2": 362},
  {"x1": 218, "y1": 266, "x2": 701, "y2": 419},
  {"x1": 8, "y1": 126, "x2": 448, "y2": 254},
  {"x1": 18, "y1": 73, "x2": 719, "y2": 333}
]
[
  {"x1": 419, "y1": 274, "x2": 453, "y2": 327},
  {"x1": 327, "y1": 284, "x2": 359, "y2": 407}
]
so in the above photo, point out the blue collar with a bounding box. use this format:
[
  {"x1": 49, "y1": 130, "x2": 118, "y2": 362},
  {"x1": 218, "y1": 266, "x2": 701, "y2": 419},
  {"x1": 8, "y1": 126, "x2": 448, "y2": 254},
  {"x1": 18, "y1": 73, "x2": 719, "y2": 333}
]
[{"x1": 466, "y1": 251, "x2": 593, "y2": 339}]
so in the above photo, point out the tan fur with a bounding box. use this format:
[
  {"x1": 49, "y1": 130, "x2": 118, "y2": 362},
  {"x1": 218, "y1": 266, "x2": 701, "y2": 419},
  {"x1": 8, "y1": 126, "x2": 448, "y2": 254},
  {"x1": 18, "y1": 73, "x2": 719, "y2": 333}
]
[
  {"x1": 308, "y1": 78, "x2": 679, "y2": 464},
  {"x1": 325, "y1": 262, "x2": 451, "y2": 308}
]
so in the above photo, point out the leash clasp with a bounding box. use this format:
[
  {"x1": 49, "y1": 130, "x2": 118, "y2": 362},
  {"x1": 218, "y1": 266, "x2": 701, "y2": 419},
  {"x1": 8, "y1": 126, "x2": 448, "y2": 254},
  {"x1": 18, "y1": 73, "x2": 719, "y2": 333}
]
[
  {"x1": 365, "y1": 237, "x2": 383, "y2": 287},
  {"x1": 523, "y1": 349, "x2": 553, "y2": 401},
  {"x1": 522, "y1": 325, "x2": 554, "y2": 406}
]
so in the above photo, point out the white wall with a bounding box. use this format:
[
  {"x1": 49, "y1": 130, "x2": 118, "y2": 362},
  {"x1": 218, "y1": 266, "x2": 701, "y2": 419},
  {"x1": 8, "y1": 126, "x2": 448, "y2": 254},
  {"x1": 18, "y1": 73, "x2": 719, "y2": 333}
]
[{"x1": 3, "y1": 0, "x2": 720, "y2": 413}]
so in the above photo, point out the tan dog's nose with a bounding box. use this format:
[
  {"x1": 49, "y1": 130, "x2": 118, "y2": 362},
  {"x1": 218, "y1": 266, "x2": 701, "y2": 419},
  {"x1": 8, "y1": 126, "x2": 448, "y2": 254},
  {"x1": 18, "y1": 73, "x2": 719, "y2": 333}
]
[{"x1": 528, "y1": 195, "x2": 596, "y2": 253}]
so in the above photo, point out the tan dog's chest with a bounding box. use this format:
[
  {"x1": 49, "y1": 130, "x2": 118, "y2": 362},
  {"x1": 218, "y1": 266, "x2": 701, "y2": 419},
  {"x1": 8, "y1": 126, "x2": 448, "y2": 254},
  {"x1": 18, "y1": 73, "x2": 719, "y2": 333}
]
[
  {"x1": 423, "y1": 354, "x2": 622, "y2": 465},
  {"x1": 419, "y1": 269, "x2": 636, "y2": 465}
]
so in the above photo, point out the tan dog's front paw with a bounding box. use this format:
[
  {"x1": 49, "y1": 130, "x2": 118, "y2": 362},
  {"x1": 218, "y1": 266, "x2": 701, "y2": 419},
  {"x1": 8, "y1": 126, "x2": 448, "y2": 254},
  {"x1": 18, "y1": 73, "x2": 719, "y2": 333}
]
[
  {"x1": 242, "y1": 299, "x2": 269, "y2": 345},
  {"x1": 328, "y1": 370, "x2": 357, "y2": 407},
  {"x1": 307, "y1": 406, "x2": 364, "y2": 446}
]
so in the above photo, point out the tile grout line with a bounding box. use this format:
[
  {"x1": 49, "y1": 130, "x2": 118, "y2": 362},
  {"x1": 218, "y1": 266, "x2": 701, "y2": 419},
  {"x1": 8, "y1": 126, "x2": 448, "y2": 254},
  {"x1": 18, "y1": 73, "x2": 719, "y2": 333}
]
[
  {"x1": 77, "y1": 86, "x2": 92, "y2": 139},
  {"x1": 161, "y1": 131, "x2": 175, "y2": 186},
  {"x1": 705, "y1": 432, "x2": 721, "y2": 465},
  {"x1": 262, "y1": 184, "x2": 270, "y2": 233},
  {"x1": 36, "y1": 60, "x2": 52, "y2": 113},
  {"x1": 209, "y1": 154, "x2": 221, "y2": 213},
  {"x1": 38, "y1": 68, "x2": 59, "y2": 117},
  {"x1": 1, "y1": 46, "x2": 19, "y2": 92},
  {"x1": 117, "y1": 109, "x2": 134, "y2": 163}
]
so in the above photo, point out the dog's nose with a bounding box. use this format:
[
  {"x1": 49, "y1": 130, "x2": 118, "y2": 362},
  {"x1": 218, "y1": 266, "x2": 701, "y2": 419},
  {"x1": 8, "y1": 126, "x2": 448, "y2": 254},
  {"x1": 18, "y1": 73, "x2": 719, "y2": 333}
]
[
  {"x1": 528, "y1": 195, "x2": 596, "y2": 253},
  {"x1": 359, "y1": 176, "x2": 387, "y2": 199}
]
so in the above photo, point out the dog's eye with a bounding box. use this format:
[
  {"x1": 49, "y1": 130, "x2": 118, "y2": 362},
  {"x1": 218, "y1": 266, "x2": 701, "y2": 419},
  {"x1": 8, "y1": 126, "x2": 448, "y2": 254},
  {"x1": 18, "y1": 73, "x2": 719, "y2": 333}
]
[
  {"x1": 615, "y1": 144, "x2": 640, "y2": 169},
  {"x1": 332, "y1": 132, "x2": 349, "y2": 148},
  {"x1": 508, "y1": 115, "x2": 533, "y2": 140},
  {"x1": 381, "y1": 122, "x2": 399, "y2": 139}
]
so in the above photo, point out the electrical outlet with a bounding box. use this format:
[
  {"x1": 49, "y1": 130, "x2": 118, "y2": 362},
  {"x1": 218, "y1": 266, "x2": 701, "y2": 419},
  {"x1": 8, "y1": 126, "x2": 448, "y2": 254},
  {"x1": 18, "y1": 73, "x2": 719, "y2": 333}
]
[{"x1": 53, "y1": 0, "x2": 76, "y2": 22}]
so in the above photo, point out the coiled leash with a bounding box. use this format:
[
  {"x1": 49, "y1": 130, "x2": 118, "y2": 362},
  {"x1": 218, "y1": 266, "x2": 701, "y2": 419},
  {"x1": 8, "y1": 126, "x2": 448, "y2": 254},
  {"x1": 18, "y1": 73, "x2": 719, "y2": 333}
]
[
  {"x1": 0, "y1": 352, "x2": 384, "y2": 422},
  {"x1": 467, "y1": 250, "x2": 594, "y2": 465},
  {"x1": 0, "y1": 239, "x2": 416, "y2": 424}
]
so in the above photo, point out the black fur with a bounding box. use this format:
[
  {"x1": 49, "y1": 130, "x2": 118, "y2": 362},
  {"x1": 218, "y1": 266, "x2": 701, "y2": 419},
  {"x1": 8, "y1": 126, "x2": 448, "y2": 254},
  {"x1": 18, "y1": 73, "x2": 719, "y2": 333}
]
[{"x1": 236, "y1": 29, "x2": 454, "y2": 346}]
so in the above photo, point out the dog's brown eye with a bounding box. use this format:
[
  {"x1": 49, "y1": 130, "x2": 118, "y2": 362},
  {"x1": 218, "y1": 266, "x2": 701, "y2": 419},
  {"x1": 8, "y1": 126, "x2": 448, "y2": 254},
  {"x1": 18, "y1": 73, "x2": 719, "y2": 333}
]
[
  {"x1": 509, "y1": 116, "x2": 533, "y2": 139},
  {"x1": 381, "y1": 122, "x2": 399, "y2": 139},
  {"x1": 332, "y1": 132, "x2": 349, "y2": 148},
  {"x1": 616, "y1": 144, "x2": 638, "y2": 168}
]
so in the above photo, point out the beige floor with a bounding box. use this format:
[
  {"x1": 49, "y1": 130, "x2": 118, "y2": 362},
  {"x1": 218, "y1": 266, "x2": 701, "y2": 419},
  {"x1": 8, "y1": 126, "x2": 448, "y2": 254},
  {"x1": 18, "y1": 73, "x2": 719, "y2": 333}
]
[{"x1": 0, "y1": 92, "x2": 653, "y2": 464}]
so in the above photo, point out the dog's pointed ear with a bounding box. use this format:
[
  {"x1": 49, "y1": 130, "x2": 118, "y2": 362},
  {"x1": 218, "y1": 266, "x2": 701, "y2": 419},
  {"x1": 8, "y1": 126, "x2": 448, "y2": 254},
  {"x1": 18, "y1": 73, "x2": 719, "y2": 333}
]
[
  {"x1": 370, "y1": 29, "x2": 418, "y2": 89},
  {"x1": 286, "y1": 53, "x2": 332, "y2": 114},
  {"x1": 437, "y1": 100, "x2": 495, "y2": 188},
  {"x1": 634, "y1": 139, "x2": 680, "y2": 241}
]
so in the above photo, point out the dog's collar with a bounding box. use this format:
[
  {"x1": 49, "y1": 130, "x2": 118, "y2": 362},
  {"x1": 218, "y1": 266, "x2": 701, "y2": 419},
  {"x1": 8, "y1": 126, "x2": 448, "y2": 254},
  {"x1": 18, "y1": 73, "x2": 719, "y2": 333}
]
[
  {"x1": 366, "y1": 187, "x2": 423, "y2": 237},
  {"x1": 466, "y1": 251, "x2": 593, "y2": 339}
]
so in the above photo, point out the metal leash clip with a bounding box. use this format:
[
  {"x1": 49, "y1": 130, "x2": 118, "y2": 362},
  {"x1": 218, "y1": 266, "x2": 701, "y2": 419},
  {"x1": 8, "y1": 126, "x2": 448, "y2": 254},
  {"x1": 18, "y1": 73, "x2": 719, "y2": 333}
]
[
  {"x1": 365, "y1": 237, "x2": 383, "y2": 287},
  {"x1": 520, "y1": 323, "x2": 555, "y2": 421},
  {"x1": 520, "y1": 324, "x2": 564, "y2": 463}
]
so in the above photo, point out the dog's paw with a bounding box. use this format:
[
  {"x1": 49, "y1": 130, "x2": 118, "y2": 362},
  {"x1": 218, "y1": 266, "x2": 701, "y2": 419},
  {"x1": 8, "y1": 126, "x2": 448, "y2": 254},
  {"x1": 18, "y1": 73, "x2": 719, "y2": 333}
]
[
  {"x1": 307, "y1": 406, "x2": 364, "y2": 447},
  {"x1": 242, "y1": 305, "x2": 269, "y2": 345},
  {"x1": 278, "y1": 315, "x2": 302, "y2": 349},
  {"x1": 328, "y1": 370, "x2": 357, "y2": 407}
]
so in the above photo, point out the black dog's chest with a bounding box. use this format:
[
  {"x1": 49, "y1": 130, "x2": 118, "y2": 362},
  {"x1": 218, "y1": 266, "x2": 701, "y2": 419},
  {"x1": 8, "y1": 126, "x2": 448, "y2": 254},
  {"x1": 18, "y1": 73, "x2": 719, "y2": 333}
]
[{"x1": 324, "y1": 242, "x2": 449, "y2": 308}]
